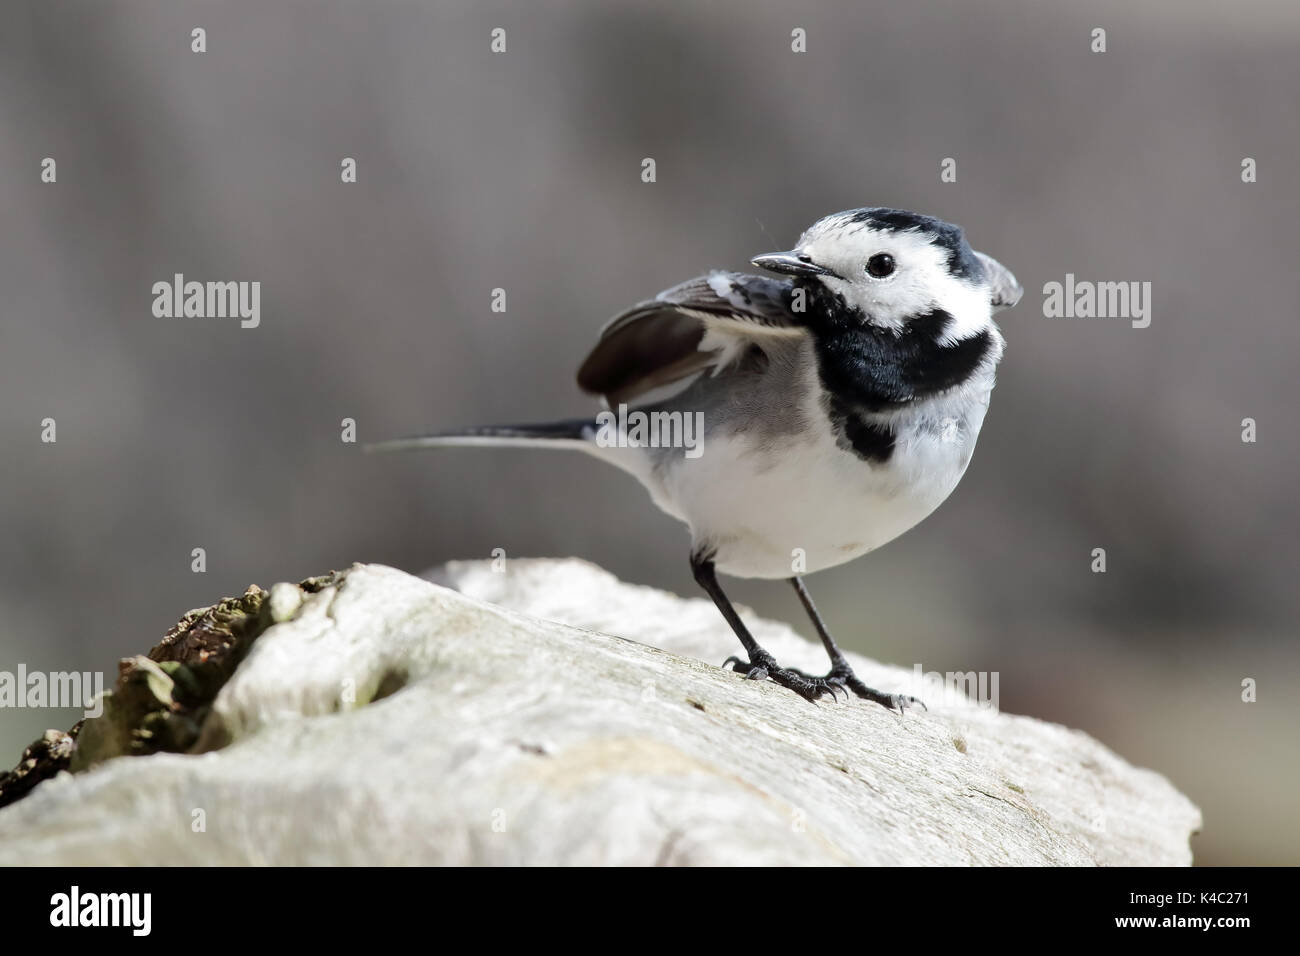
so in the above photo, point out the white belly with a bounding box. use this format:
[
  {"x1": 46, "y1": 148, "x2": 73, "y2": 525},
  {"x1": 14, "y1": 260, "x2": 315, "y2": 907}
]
[{"x1": 644, "y1": 390, "x2": 991, "y2": 579}]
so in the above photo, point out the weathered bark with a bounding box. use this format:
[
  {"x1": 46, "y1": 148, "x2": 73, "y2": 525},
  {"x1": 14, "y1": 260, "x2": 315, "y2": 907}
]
[{"x1": 0, "y1": 560, "x2": 1201, "y2": 865}]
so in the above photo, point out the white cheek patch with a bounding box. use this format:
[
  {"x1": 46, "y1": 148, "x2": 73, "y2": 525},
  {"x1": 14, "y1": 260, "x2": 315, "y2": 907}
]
[
  {"x1": 820, "y1": 277, "x2": 907, "y2": 332},
  {"x1": 803, "y1": 227, "x2": 992, "y2": 340},
  {"x1": 933, "y1": 277, "x2": 992, "y2": 343}
]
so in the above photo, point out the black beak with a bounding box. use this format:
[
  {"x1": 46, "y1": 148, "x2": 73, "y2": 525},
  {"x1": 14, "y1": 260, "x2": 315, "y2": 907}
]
[{"x1": 751, "y1": 251, "x2": 840, "y2": 279}]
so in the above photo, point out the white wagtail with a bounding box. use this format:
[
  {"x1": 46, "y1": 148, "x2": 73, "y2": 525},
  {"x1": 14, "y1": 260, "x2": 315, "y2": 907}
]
[{"x1": 371, "y1": 208, "x2": 1022, "y2": 710}]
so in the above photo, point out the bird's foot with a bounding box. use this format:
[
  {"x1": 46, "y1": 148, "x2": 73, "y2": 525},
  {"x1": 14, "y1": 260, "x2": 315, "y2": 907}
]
[
  {"x1": 789, "y1": 662, "x2": 927, "y2": 714},
  {"x1": 721, "y1": 650, "x2": 834, "y2": 703}
]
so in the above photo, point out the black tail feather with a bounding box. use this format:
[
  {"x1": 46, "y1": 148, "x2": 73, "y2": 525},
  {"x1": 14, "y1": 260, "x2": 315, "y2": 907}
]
[
  {"x1": 444, "y1": 419, "x2": 595, "y2": 441},
  {"x1": 364, "y1": 418, "x2": 596, "y2": 454}
]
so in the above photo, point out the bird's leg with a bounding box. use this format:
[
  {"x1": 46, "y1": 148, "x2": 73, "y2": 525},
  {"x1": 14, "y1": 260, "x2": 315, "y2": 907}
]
[
  {"x1": 788, "y1": 575, "x2": 926, "y2": 714},
  {"x1": 690, "y1": 554, "x2": 831, "y2": 703}
]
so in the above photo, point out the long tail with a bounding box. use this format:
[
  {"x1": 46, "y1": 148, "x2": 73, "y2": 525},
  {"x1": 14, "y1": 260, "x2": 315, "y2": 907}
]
[{"x1": 364, "y1": 418, "x2": 599, "y2": 454}]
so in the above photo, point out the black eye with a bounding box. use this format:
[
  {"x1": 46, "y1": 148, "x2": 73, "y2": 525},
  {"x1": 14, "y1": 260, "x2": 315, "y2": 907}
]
[{"x1": 866, "y1": 253, "x2": 895, "y2": 278}]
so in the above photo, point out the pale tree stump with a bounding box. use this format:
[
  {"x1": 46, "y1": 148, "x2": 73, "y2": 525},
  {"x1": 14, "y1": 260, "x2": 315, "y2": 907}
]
[{"x1": 0, "y1": 560, "x2": 1200, "y2": 865}]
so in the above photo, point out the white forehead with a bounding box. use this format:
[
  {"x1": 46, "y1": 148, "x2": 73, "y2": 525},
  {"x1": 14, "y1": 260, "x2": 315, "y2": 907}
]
[
  {"x1": 799, "y1": 218, "x2": 951, "y2": 275},
  {"x1": 794, "y1": 215, "x2": 990, "y2": 338}
]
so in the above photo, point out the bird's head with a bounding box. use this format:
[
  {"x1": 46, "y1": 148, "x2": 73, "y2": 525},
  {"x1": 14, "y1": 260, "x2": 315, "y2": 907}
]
[{"x1": 752, "y1": 207, "x2": 1021, "y2": 338}]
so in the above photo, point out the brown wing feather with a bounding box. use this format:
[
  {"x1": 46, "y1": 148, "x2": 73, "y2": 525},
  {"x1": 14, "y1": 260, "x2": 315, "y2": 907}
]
[
  {"x1": 576, "y1": 272, "x2": 802, "y2": 406},
  {"x1": 576, "y1": 307, "x2": 715, "y2": 406}
]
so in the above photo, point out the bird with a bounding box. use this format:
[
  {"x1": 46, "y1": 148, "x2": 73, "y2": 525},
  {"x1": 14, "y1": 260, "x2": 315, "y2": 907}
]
[{"x1": 369, "y1": 207, "x2": 1022, "y2": 710}]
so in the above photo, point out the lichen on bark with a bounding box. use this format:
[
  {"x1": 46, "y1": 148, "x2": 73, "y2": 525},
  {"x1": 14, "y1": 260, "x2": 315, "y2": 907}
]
[{"x1": 0, "y1": 572, "x2": 339, "y2": 808}]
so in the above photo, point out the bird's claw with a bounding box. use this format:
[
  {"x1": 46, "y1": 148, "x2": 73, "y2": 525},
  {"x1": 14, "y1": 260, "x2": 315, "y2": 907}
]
[
  {"x1": 791, "y1": 666, "x2": 848, "y2": 701},
  {"x1": 789, "y1": 663, "x2": 927, "y2": 713},
  {"x1": 720, "y1": 653, "x2": 831, "y2": 703},
  {"x1": 888, "y1": 693, "x2": 927, "y2": 714},
  {"x1": 722, "y1": 655, "x2": 768, "y2": 681},
  {"x1": 720, "y1": 654, "x2": 923, "y2": 711},
  {"x1": 842, "y1": 670, "x2": 926, "y2": 714}
]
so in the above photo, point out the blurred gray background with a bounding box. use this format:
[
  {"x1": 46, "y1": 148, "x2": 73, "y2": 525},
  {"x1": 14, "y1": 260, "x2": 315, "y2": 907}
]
[{"x1": 1, "y1": 0, "x2": 1296, "y2": 865}]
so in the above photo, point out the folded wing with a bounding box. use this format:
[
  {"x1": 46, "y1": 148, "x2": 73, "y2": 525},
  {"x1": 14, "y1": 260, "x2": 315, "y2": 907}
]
[{"x1": 576, "y1": 271, "x2": 807, "y2": 407}]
